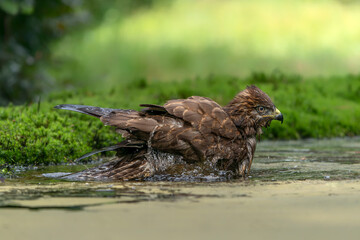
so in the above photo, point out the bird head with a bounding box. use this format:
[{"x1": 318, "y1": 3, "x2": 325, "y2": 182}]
[{"x1": 225, "y1": 85, "x2": 283, "y2": 134}]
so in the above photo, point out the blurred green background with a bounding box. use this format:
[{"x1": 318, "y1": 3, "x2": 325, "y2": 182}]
[
  {"x1": 52, "y1": 0, "x2": 360, "y2": 88},
  {"x1": 2, "y1": 0, "x2": 360, "y2": 98},
  {"x1": 1, "y1": 0, "x2": 360, "y2": 166}
]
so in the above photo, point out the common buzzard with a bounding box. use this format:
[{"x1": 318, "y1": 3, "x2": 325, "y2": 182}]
[{"x1": 55, "y1": 85, "x2": 283, "y2": 180}]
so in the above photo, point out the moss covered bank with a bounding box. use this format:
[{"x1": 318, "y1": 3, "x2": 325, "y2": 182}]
[{"x1": 1, "y1": 73, "x2": 360, "y2": 167}]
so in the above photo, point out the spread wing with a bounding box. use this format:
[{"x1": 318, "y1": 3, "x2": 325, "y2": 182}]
[
  {"x1": 55, "y1": 98, "x2": 241, "y2": 164},
  {"x1": 163, "y1": 96, "x2": 239, "y2": 139},
  {"x1": 100, "y1": 97, "x2": 239, "y2": 162},
  {"x1": 84, "y1": 96, "x2": 238, "y2": 141}
]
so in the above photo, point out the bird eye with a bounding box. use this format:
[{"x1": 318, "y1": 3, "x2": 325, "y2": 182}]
[{"x1": 257, "y1": 106, "x2": 265, "y2": 113}]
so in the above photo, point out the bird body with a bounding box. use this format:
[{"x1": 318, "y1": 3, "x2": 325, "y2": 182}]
[{"x1": 55, "y1": 85, "x2": 283, "y2": 181}]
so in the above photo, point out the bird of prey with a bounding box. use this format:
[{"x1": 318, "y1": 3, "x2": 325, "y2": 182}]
[{"x1": 55, "y1": 85, "x2": 283, "y2": 181}]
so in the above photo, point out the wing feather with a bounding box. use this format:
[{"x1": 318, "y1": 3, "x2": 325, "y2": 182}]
[{"x1": 164, "y1": 96, "x2": 238, "y2": 139}]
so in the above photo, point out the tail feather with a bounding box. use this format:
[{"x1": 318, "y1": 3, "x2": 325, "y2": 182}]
[
  {"x1": 107, "y1": 160, "x2": 149, "y2": 179},
  {"x1": 73, "y1": 140, "x2": 145, "y2": 162},
  {"x1": 61, "y1": 149, "x2": 153, "y2": 181},
  {"x1": 121, "y1": 163, "x2": 150, "y2": 179}
]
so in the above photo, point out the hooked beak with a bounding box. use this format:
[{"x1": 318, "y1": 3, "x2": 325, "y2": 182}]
[{"x1": 274, "y1": 108, "x2": 284, "y2": 124}]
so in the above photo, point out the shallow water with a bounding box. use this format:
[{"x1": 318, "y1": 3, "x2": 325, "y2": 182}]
[{"x1": 1, "y1": 137, "x2": 360, "y2": 240}]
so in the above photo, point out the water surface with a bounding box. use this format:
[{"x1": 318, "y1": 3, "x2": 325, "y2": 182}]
[{"x1": 1, "y1": 137, "x2": 360, "y2": 240}]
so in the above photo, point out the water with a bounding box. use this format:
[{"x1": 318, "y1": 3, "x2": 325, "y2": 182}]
[
  {"x1": 252, "y1": 137, "x2": 360, "y2": 181},
  {"x1": 1, "y1": 137, "x2": 360, "y2": 240}
]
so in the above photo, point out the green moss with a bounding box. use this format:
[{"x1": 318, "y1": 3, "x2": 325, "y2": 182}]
[{"x1": 1, "y1": 73, "x2": 360, "y2": 166}]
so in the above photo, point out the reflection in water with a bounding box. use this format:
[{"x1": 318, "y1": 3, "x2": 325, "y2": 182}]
[
  {"x1": 253, "y1": 137, "x2": 360, "y2": 181},
  {"x1": 37, "y1": 137, "x2": 360, "y2": 182},
  {"x1": 0, "y1": 137, "x2": 359, "y2": 206},
  {"x1": 1, "y1": 138, "x2": 360, "y2": 240}
]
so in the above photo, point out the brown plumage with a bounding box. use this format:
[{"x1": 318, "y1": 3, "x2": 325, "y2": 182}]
[{"x1": 55, "y1": 85, "x2": 283, "y2": 181}]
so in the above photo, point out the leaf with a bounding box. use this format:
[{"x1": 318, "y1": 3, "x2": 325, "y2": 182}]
[
  {"x1": 0, "y1": 0, "x2": 19, "y2": 15},
  {"x1": 20, "y1": 0, "x2": 34, "y2": 15}
]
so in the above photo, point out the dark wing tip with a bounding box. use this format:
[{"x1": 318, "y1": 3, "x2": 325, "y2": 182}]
[
  {"x1": 53, "y1": 104, "x2": 101, "y2": 117},
  {"x1": 54, "y1": 104, "x2": 66, "y2": 109},
  {"x1": 53, "y1": 104, "x2": 82, "y2": 111},
  {"x1": 53, "y1": 104, "x2": 129, "y2": 118}
]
